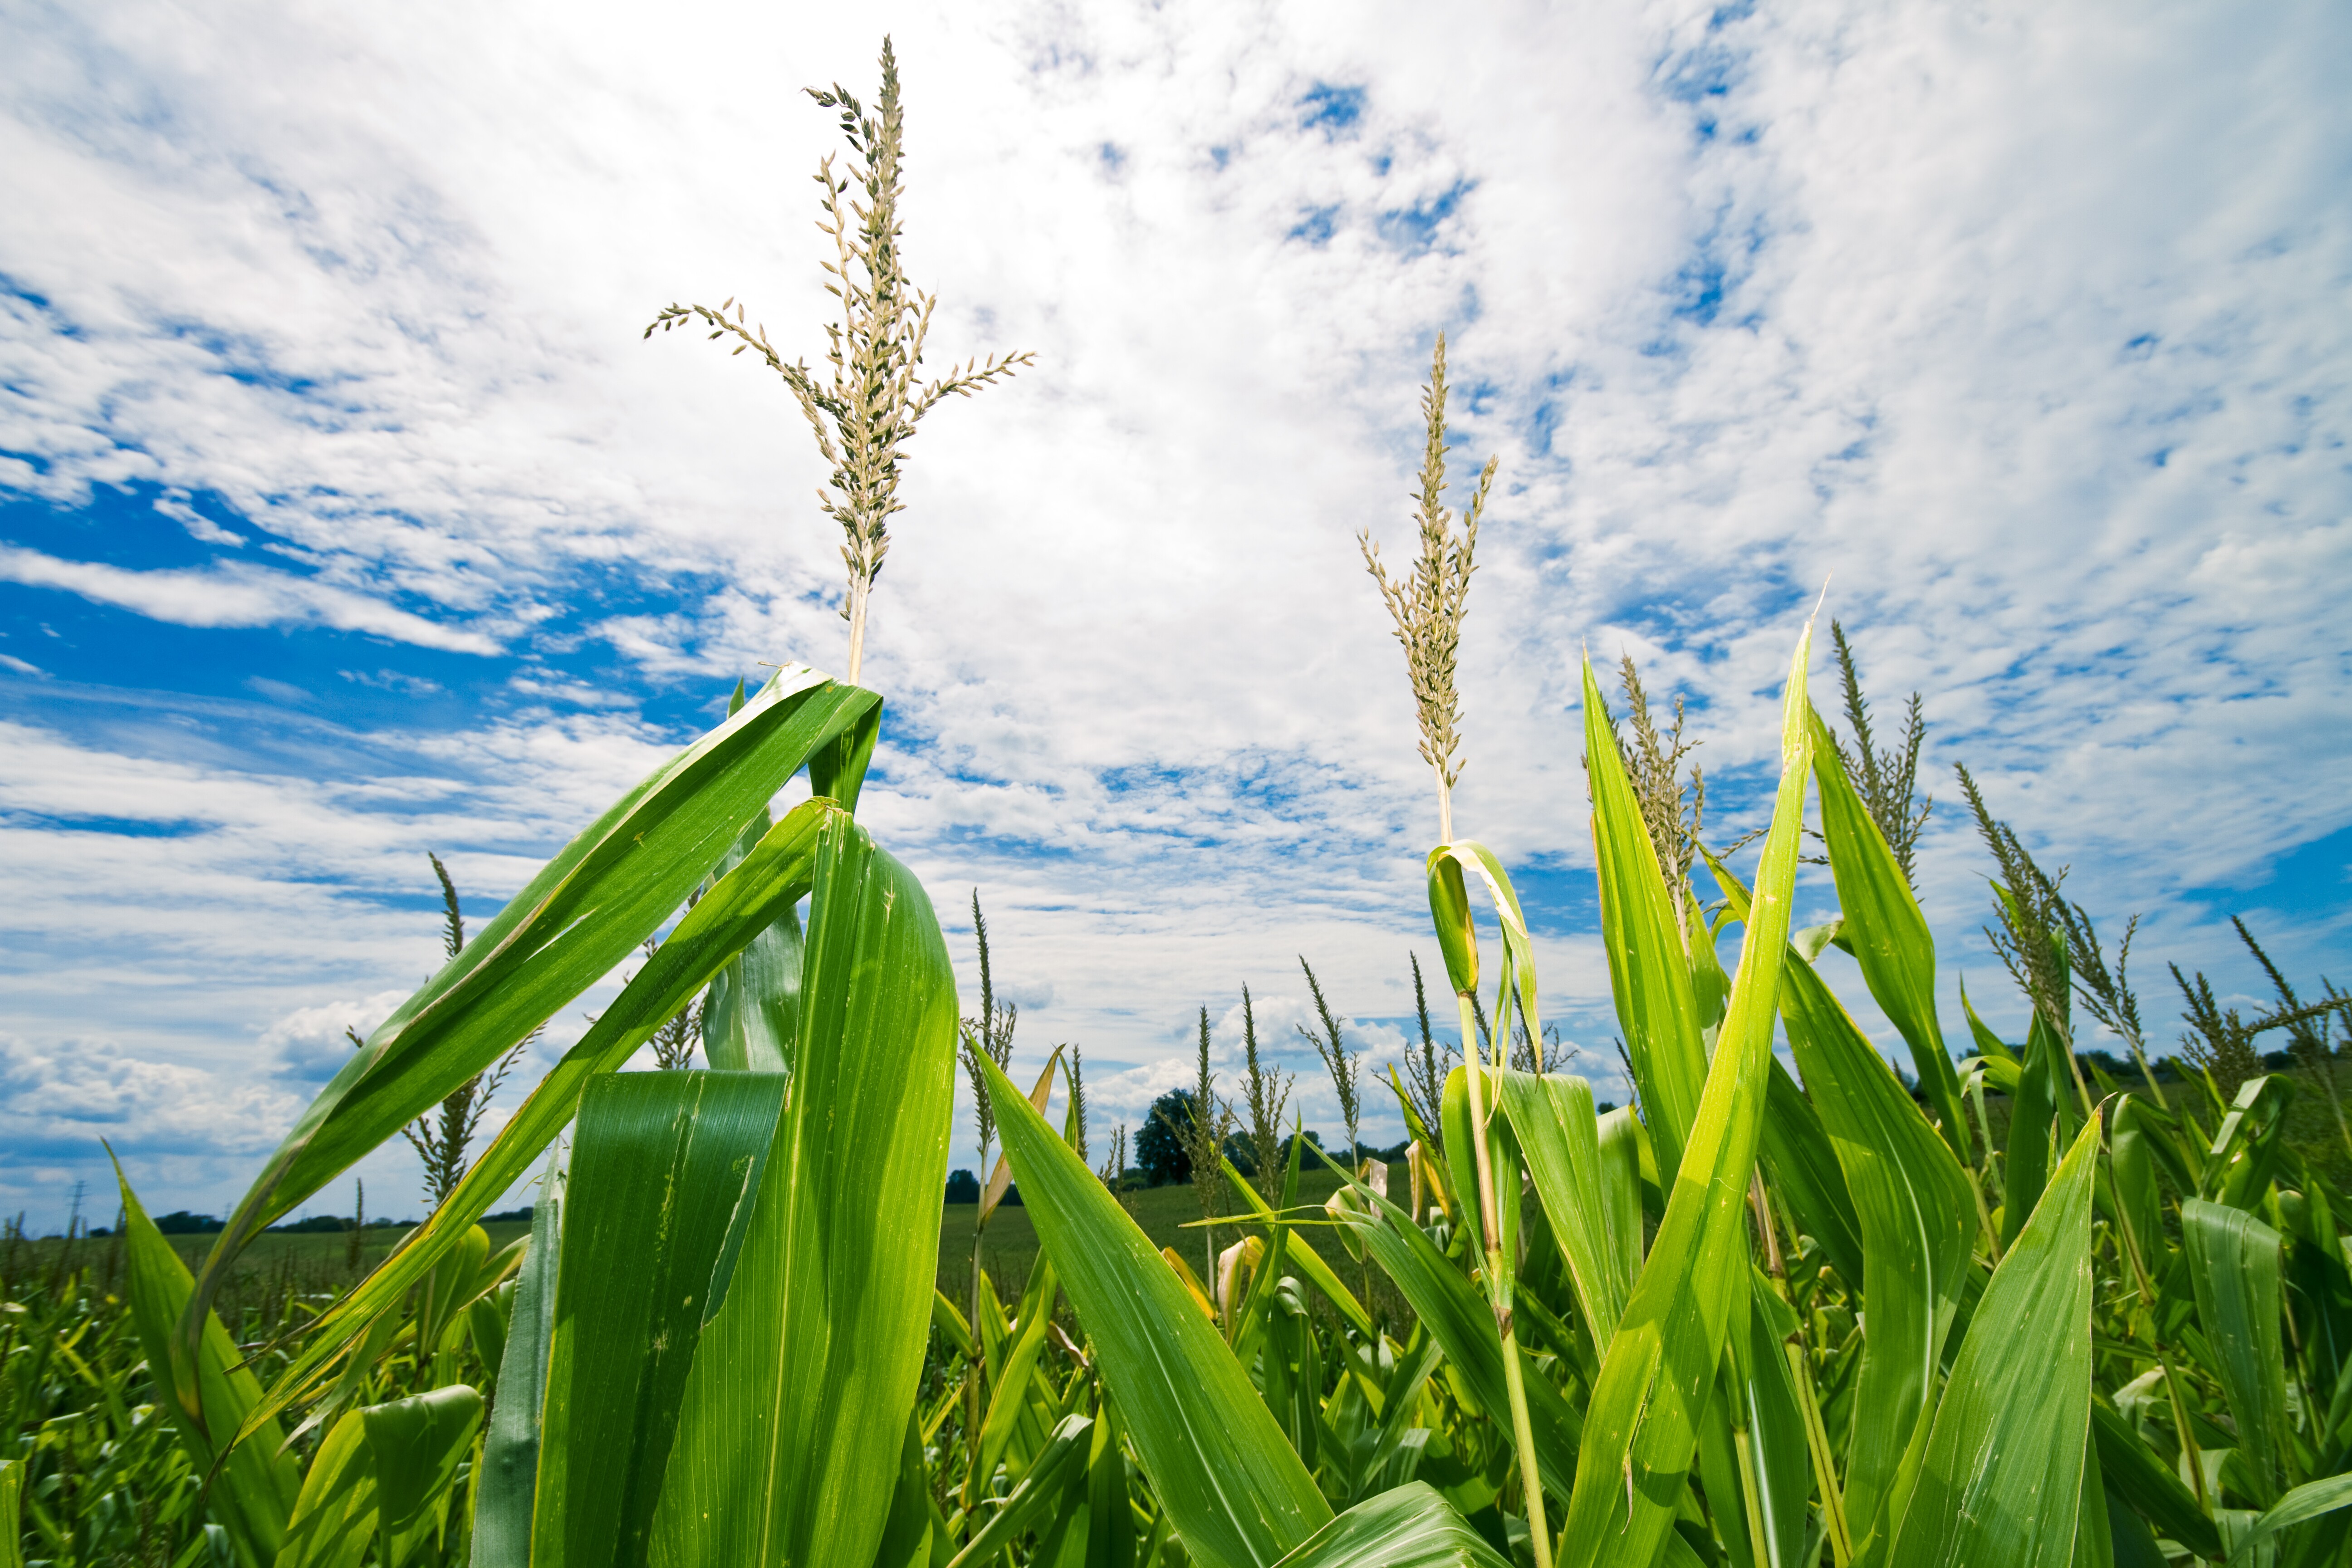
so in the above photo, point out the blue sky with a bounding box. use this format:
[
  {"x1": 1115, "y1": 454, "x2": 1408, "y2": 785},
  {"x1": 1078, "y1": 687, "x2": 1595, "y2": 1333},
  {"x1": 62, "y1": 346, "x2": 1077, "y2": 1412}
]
[{"x1": 2, "y1": 0, "x2": 2347, "y2": 1225}]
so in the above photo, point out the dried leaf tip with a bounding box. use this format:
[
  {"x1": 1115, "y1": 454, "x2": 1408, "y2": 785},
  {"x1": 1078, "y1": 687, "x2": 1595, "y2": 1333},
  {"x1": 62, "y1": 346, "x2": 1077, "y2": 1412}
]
[{"x1": 1360, "y1": 332, "x2": 1498, "y2": 845}]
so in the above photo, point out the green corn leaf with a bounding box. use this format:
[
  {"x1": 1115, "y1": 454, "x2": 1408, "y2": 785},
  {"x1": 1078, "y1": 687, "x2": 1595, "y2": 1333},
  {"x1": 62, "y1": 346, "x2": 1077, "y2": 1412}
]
[
  {"x1": 361, "y1": 1385, "x2": 483, "y2": 1566},
  {"x1": 1325, "y1": 1162, "x2": 1583, "y2": 1501},
  {"x1": 1500, "y1": 1070, "x2": 1638, "y2": 1348},
  {"x1": 648, "y1": 812, "x2": 959, "y2": 1568},
  {"x1": 701, "y1": 805, "x2": 804, "y2": 1074},
  {"x1": 1806, "y1": 706, "x2": 1970, "y2": 1162},
  {"x1": 943, "y1": 1413, "x2": 1095, "y2": 1568},
  {"x1": 2002, "y1": 1010, "x2": 2060, "y2": 1249},
  {"x1": 1441, "y1": 1064, "x2": 1521, "y2": 1283},
  {"x1": 975, "y1": 1253, "x2": 1063, "y2": 1494},
  {"x1": 2181, "y1": 1198, "x2": 2292, "y2": 1504},
  {"x1": 1579, "y1": 658, "x2": 1710, "y2": 1179},
  {"x1": 2088, "y1": 1401, "x2": 2222, "y2": 1561},
  {"x1": 1554, "y1": 617, "x2": 1815, "y2": 1568},
  {"x1": 1729, "y1": 1273, "x2": 1812, "y2": 1568},
  {"x1": 278, "y1": 1410, "x2": 379, "y2": 1568},
  {"x1": 190, "y1": 671, "x2": 876, "y2": 1390},
  {"x1": 1223, "y1": 1158, "x2": 1373, "y2": 1339},
  {"x1": 1266, "y1": 1482, "x2": 1512, "y2": 1568},
  {"x1": 1087, "y1": 1396, "x2": 1140, "y2": 1568},
  {"x1": 0, "y1": 1459, "x2": 20, "y2": 1568},
  {"x1": 470, "y1": 1146, "x2": 565, "y2": 1568},
  {"x1": 871, "y1": 1412, "x2": 938, "y2": 1568},
  {"x1": 2224, "y1": 1472, "x2": 2352, "y2": 1563},
  {"x1": 242, "y1": 799, "x2": 836, "y2": 1446},
  {"x1": 2110, "y1": 1096, "x2": 2167, "y2": 1274},
  {"x1": 1758, "y1": 1056, "x2": 1865, "y2": 1287},
  {"x1": 1886, "y1": 1112, "x2": 2102, "y2": 1568},
  {"x1": 534, "y1": 1071, "x2": 789, "y2": 1568},
  {"x1": 1957, "y1": 980, "x2": 2018, "y2": 1066},
  {"x1": 111, "y1": 1160, "x2": 299, "y2": 1568},
  {"x1": 981, "y1": 1053, "x2": 1331, "y2": 1568},
  {"x1": 1777, "y1": 953, "x2": 1976, "y2": 1554}
]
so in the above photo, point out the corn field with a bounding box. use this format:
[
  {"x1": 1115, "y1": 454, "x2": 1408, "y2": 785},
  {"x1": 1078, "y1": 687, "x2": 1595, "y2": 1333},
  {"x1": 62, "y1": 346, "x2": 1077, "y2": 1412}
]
[{"x1": 8, "y1": 38, "x2": 2352, "y2": 1568}]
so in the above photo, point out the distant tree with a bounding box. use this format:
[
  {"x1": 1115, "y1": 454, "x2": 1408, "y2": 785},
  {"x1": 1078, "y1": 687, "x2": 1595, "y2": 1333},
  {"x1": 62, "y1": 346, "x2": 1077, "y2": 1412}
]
[
  {"x1": 944, "y1": 1169, "x2": 980, "y2": 1205},
  {"x1": 1137, "y1": 1089, "x2": 1197, "y2": 1186},
  {"x1": 152, "y1": 1211, "x2": 222, "y2": 1235}
]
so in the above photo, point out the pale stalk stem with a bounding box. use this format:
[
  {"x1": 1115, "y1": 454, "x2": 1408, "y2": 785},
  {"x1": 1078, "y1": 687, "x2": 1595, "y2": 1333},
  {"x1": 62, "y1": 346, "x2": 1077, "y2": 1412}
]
[
  {"x1": 1436, "y1": 774, "x2": 1454, "y2": 850},
  {"x1": 844, "y1": 575, "x2": 871, "y2": 687},
  {"x1": 1788, "y1": 1337, "x2": 1851, "y2": 1567},
  {"x1": 1732, "y1": 1426, "x2": 1772, "y2": 1568},
  {"x1": 1458, "y1": 991, "x2": 1549, "y2": 1568}
]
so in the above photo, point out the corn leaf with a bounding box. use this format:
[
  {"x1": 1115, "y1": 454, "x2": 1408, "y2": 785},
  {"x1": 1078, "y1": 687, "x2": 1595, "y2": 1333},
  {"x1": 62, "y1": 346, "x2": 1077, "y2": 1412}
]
[
  {"x1": 1729, "y1": 1274, "x2": 1812, "y2": 1568},
  {"x1": 2002, "y1": 1011, "x2": 2060, "y2": 1249},
  {"x1": 1555, "y1": 618, "x2": 1815, "y2": 1568},
  {"x1": 0, "y1": 1459, "x2": 20, "y2": 1568},
  {"x1": 469, "y1": 1146, "x2": 564, "y2": 1568},
  {"x1": 1501, "y1": 1070, "x2": 1638, "y2": 1348},
  {"x1": 243, "y1": 799, "x2": 836, "y2": 1445},
  {"x1": 2224, "y1": 1473, "x2": 2352, "y2": 1563},
  {"x1": 1778, "y1": 954, "x2": 1976, "y2": 1554},
  {"x1": 2089, "y1": 1401, "x2": 2222, "y2": 1560},
  {"x1": 1222, "y1": 1161, "x2": 1373, "y2": 1339},
  {"x1": 700, "y1": 809, "x2": 804, "y2": 1075},
  {"x1": 1885, "y1": 1112, "x2": 2102, "y2": 1568},
  {"x1": 533, "y1": 1071, "x2": 788, "y2": 1568},
  {"x1": 1806, "y1": 706, "x2": 1970, "y2": 1161},
  {"x1": 193, "y1": 671, "x2": 875, "y2": 1372},
  {"x1": 943, "y1": 1414, "x2": 1095, "y2": 1568},
  {"x1": 361, "y1": 1384, "x2": 483, "y2": 1565},
  {"x1": 1327, "y1": 1166, "x2": 1583, "y2": 1500},
  {"x1": 1580, "y1": 659, "x2": 1710, "y2": 1179},
  {"x1": 278, "y1": 1410, "x2": 378, "y2": 1568},
  {"x1": 648, "y1": 813, "x2": 959, "y2": 1568},
  {"x1": 1265, "y1": 1482, "x2": 1512, "y2": 1568},
  {"x1": 1759, "y1": 1057, "x2": 1865, "y2": 1287},
  {"x1": 2181, "y1": 1198, "x2": 2292, "y2": 1505},
  {"x1": 111, "y1": 1162, "x2": 299, "y2": 1568},
  {"x1": 981, "y1": 1054, "x2": 1331, "y2": 1568}
]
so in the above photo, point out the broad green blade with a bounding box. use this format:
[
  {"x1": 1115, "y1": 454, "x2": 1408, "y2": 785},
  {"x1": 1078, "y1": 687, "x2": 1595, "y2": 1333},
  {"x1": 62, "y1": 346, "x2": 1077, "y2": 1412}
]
[
  {"x1": 278, "y1": 1411, "x2": 379, "y2": 1568},
  {"x1": 1758, "y1": 1057, "x2": 1865, "y2": 1287},
  {"x1": 1806, "y1": 707, "x2": 1970, "y2": 1161},
  {"x1": 1501, "y1": 1070, "x2": 1638, "y2": 1347},
  {"x1": 2088, "y1": 1401, "x2": 2222, "y2": 1562},
  {"x1": 1778, "y1": 954, "x2": 1976, "y2": 1553},
  {"x1": 1266, "y1": 1482, "x2": 1512, "y2": 1568},
  {"x1": 975, "y1": 1253, "x2": 1062, "y2": 1494},
  {"x1": 649, "y1": 814, "x2": 958, "y2": 1568},
  {"x1": 870, "y1": 1412, "x2": 937, "y2": 1568},
  {"x1": 243, "y1": 800, "x2": 835, "y2": 1445},
  {"x1": 2109, "y1": 1096, "x2": 2167, "y2": 1277},
  {"x1": 2223, "y1": 1473, "x2": 2352, "y2": 1563},
  {"x1": 1735, "y1": 1274, "x2": 1812, "y2": 1568},
  {"x1": 1886, "y1": 1112, "x2": 2102, "y2": 1568},
  {"x1": 111, "y1": 1161, "x2": 299, "y2": 1568},
  {"x1": 192, "y1": 671, "x2": 874, "y2": 1379},
  {"x1": 0, "y1": 1459, "x2": 20, "y2": 1568},
  {"x1": 980, "y1": 1054, "x2": 1330, "y2": 1568},
  {"x1": 2181, "y1": 1199, "x2": 2292, "y2": 1505},
  {"x1": 701, "y1": 809, "x2": 804, "y2": 1074},
  {"x1": 1441, "y1": 1063, "x2": 1520, "y2": 1280},
  {"x1": 943, "y1": 1413, "x2": 1095, "y2": 1568},
  {"x1": 1579, "y1": 659, "x2": 1710, "y2": 1179},
  {"x1": 1328, "y1": 1166, "x2": 1583, "y2": 1501},
  {"x1": 534, "y1": 1072, "x2": 788, "y2": 1568},
  {"x1": 360, "y1": 1384, "x2": 484, "y2": 1559},
  {"x1": 1555, "y1": 617, "x2": 1815, "y2": 1568},
  {"x1": 470, "y1": 1146, "x2": 565, "y2": 1568}
]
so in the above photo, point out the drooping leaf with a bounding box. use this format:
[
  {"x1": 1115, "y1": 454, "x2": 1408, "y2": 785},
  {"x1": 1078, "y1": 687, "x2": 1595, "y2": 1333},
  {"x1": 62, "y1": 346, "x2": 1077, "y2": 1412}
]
[
  {"x1": 1777, "y1": 954, "x2": 1976, "y2": 1554},
  {"x1": 1886, "y1": 1112, "x2": 2103, "y2": 1568},
  {"x1": 245, "y1": 799, "x2": 835, "y2": 1445},
  {"x1": 649, "y1": 813, "x2": 959, "y2": 1568},
  {"x1": 361, "y1": 1385, "x2": 484, "y2": 1568},
  {"x1": 2223, "y1": 1473, "x2": 2352, "y2": 1563},
  {"x1": 470, "y1": 1145, "x2": 565, "y2": 1568},
  {"x1": 534, "y1": 1071, "x2": 789, "y2": 1568},
  {"x1": 1266, "y1": 1482, "x2": 1513, "y2": 1568},
  {"x1": 2181, "y1": 1198, "x2": 2292, "y2": 1505},
  {"x1": 190, "y1": 671, "x2": 875, "y2": 1397},
  {"x1": 701, "y1": 805, "x2": 804, "y2": 1074},
  {"x1": 1554, "y1": 618, "x2": 1815, "y2": 1568},
  {"x1": 982, "y1": 1054, "x2": 1331, "y2": 1568}
]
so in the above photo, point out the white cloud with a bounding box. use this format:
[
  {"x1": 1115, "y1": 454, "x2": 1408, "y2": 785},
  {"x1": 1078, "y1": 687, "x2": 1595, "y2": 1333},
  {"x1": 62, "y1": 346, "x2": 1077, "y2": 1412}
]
[{"x1": 1, "y1": 0, "x2": 2347, "y2": 1213}]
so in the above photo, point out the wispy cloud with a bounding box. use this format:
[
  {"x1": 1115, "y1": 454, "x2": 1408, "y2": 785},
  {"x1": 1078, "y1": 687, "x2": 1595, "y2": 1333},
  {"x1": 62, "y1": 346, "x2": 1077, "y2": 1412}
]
[{"x1": 0, "y1": 0, "x2": 2345, "y2": 1219}]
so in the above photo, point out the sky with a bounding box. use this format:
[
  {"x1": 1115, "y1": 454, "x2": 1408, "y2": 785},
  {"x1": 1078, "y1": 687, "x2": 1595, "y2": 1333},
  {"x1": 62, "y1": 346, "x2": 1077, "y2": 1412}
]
[{"x1": 1, "y1": 0, "x2": 2347, "y2": 1228}]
